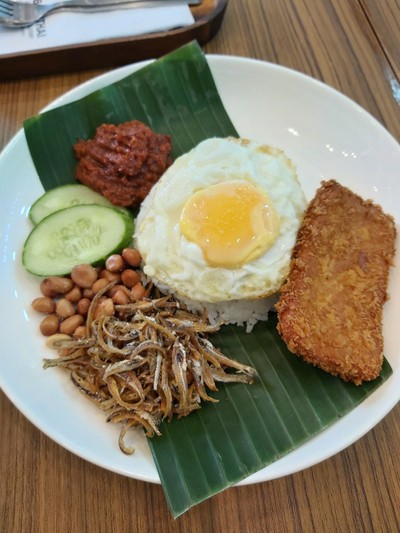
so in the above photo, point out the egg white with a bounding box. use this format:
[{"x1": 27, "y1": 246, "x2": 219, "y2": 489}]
[{"x1": 134, "y1": 137, "x2": 307, "y2": 303}]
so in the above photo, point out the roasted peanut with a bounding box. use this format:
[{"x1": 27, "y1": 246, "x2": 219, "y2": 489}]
[
  {"x1": 131, "y1": 283, "x2": 146, "y2": 300},
  {"x1": 111, "y1": 288, "x2": 130, "y2": 305},
  {"x1": 82, "y1": 288, "x2": 94, "y2": 299},
  {"x1": 73, "y1": 325, "x2": 87, "y2": 338},
  {"x1": 92, "y1": 278, "x2": 111, "y2": 294},
  {"x1": 76, "y1": 298, "x2": 91, "y2": 316},
  {"x1": 40, "y1": 314, "x2": 60, "y2": 336},
  {"x1": 105, "y1": 254, "x2": 125, "y2": 272},
  {"x1": 45, "y1": 276, "x2": 74, "y2": 294},
  {"x1": 32, "y1": 296, "x2": 56, "y2": 314},
  {"x1": 60, "y1": 314, "x2": 84, "y2": 335},
  {"x1": 122, "y1": 248, "x2": 142, "y2": 267},
  {"x1": 106, "y1": 285, "x2": 120, "y2": 298},
  {"x1": 94, "y1": 298, "x2": 114, "y2": 319},
  {"x1": 120, "y1": 269, "x2": 140, "y2": 288},
  {"x1": 40, "y1": 279, "x2": 59, "y2": 298},
  {"x1": 35, "y1": 249, "x2": 149, "y2": 340},
  {"x1": 71, "y1": 264, "x2": 98, "y2": 288},
  {"x1": 65, "y1": 285, "x2": 82, "y2": 303},
  {"x1": 56, "y1": 298, "x2": 76, "y2": 319},
  {"x1": 100, "y1": 269, "x2": 121, "y2": 283}
]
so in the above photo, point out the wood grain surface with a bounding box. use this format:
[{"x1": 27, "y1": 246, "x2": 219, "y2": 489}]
[
  {"x1": 360, "y1": 0, "x2": 400, "y2": 81},
  {"x1": 1, "y1": 1, "x2": 399, "y2": 532}
]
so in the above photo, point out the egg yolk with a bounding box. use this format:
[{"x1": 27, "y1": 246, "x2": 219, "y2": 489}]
[{"x1": 179, "y1": 181, "x2": 280, "y2": 268}]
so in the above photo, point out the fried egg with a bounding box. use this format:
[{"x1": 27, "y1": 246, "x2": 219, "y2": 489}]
[{"x1": 135, "y1": 137, "x2": 307, "y2": 303}]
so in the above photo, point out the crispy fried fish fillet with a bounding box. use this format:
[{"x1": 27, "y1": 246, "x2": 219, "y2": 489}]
[{"x1": 276, "y1": 180, "x2": 396, "y2": 385}]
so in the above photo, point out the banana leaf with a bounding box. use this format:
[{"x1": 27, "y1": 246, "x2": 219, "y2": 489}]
[
  {"x1": 23, "y1": 42, "x2": 392, "y2": 518},
  {"x1": 24, "y1": 42, "x2": 237, "y2": 188},
  {"x1": 152, "y1": 315, "x2": 391, "y2": 516}
]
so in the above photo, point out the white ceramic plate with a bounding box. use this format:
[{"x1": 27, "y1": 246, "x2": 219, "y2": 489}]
[{"x1": 0, "y1": 56, "x2": 399, "y2": 485}]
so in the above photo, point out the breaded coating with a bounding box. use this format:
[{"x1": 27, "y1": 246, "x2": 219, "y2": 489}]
[{"x1": 276, "y1": 180, "x2": 396, "y2": 385}]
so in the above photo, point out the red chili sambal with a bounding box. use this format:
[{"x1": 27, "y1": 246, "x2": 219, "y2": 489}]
[{"x1": 74, "y1": 120, "x2": 172, "y2": 208}]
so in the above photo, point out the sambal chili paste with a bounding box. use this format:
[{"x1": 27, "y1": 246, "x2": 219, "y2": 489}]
[{"x1": 74, "y1": 120, "x2": 172, "y2": 208}]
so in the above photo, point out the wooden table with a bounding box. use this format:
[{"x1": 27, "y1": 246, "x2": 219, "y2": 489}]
[{"x1": 1, "y1": 1, "x2": 399, "y2": 531}]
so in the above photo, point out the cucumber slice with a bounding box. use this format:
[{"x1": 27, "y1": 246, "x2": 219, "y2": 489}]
[
  {"x1": 29, "y1": 184, "x2": 118, "y2": 225},
  {"x1": 23, "y1": 204, "x2": 134, "y2": 276}
]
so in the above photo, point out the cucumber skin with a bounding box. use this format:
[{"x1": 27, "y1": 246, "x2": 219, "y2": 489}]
[
  {"x1": 29, "y1": 183, "x2": 130, "y2": 225},
  {"x1": 23, "y1": 204, "x2": 135, "y2": 276}
]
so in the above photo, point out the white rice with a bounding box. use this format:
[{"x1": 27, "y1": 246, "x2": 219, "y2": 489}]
[
  {"x1": 182, "y1": 295, "x2": 278, "y2": 333},
  {"x1": 147, "y1": 277, "x2": 277, "y2": 333}
]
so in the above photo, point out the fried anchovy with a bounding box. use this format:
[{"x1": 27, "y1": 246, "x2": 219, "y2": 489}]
[{"x1": 44, "y1": 289, "x2": 257, "y2": 454}]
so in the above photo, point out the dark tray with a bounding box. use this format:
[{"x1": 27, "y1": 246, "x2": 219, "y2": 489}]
[{"x1": 0, "y1": 0, "x2": 228, "y2": 80}]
